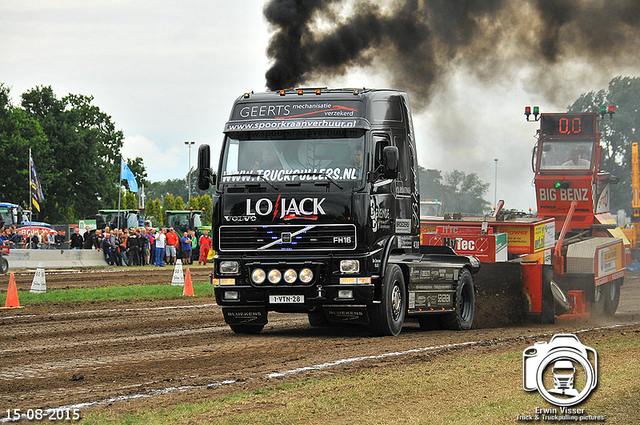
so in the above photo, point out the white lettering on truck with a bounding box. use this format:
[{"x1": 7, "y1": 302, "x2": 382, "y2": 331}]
[
  {"x1": 539, "y1": 187, "x2": 589, "y2": 202},
  {"x1": 245, "y1": 197, "x2": 326, "y2": 220}
]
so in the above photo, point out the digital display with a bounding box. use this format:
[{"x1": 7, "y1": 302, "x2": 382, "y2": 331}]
[{"x1": 540, "y1": 113, "x2": 596, "y2": 137}]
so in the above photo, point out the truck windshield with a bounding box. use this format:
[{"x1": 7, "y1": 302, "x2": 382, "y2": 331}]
[
  {"x1": 539, "y1": 141, "x2": 593, "y2": 171},
  {"x1": 221, "y1": 129, "x2": 366, "y2": 183}
]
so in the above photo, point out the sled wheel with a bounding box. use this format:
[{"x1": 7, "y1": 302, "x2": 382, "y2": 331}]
[
  {"x1": 590, "y1": 283, "x2": 607, "y2": 318},
  {"x1": 603, "y1": 279, "x2": 621, "y2": 317}
]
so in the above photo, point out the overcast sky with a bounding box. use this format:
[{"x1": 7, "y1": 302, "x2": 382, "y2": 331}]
[{"x1": 2, "y1": 1, "x2": 638, "y2": 212}]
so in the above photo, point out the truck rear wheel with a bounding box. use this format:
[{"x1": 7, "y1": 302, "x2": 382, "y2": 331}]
[
  {"x1": 1, "y1": 257, "x2": 8, "y2": 274},
  {"x1": 369, "y1": 264, "x2": 406, "y2": 336},
  {"x1": 442, "y1": 269, "x2": 475, "y2": 330},
  {"x1": 603, "y1": 280, "x2": 621, "y2": 317}
]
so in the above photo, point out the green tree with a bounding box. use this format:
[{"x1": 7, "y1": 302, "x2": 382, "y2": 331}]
[
  {"x1": 162, "y1": 194, "x2": 176, "y2": 217},
  {"x1": 187, "y1": 195, "x2": 198, "y2": 210},
  {"x1": 442, "y1": 170, "x2": 491, "y2": 214},
  {"x1": 417, "y1": 166, "x2": 446, "y2": 200},
  {"x1": 174, "y1": 196, "x2": 185, "y2": 211},
  {"x1": 146, "y1": 178, "x2": 187, "y2": 201},
  {"x1": 146, "y1": 198, "x2": 163, "y2": 226},
  {"x1": 198, "y1": 194, "x2": 212, "y2": 226},
  {"x1": 123, "y1": 191, "x2": 137, "y2": 210},
  {"x1": 568, "y1": 76, "x2": 640, "y2": 215},
  {"x1": 0, "y1": 84, "x2": 50, "y2": 216},
  {"x1": 417, "y1": 166, "x2": 490, "y2": 214},
  {"x1": 20, "y1": 86, "x2": 124, "y2": 223}
]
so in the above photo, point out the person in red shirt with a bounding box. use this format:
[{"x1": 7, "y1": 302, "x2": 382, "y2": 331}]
[
  {"x1": 199, "y1": 230, "x2": 212, "y2": 265},
  {"x1": 165, "y1": 227, "x2": 180, "y2": 265}
]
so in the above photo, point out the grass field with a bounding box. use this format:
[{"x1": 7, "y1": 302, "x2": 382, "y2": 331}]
[
  {"x1": 14, "y1": 281, "x2": 215, "y2": 305},
  {"x1": 80, "y1": 333, "x2": 640, "y2": 425}
]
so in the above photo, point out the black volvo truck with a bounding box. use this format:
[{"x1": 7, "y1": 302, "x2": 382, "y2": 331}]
[{"x1": 197, "y1": 88, "x2": 479, "y2": 335}]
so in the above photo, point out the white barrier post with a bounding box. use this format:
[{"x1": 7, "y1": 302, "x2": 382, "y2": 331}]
[
  {"x1": 171, "y1": 259, "x2": 184, "y2": 286},
  {"x1": 30, "y1": 262, "x2": 47, "y2": 293}
]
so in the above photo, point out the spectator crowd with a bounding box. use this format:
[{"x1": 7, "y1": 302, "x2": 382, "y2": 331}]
[{"x1": 0, "y1": 224, "x2": 214, "y2": 267}]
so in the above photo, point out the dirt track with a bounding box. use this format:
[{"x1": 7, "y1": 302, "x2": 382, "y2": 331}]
[{"x1": 1, "y1": 267, "x2": 639, "y2": 421}]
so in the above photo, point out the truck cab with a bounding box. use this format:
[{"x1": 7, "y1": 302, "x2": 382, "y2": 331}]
[{"x1": 198, "y1": 88, "x2": 478, "y2": 335}]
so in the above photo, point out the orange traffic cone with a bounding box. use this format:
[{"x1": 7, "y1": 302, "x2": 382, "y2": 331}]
[
  {"x1": 183, "y1": 268, "x2": 194, "y2": 296},
  {"x1": 3, "y1": 273, "x2": 22, "y2": 308}
]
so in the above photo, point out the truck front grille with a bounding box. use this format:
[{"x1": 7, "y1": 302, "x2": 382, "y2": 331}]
[{"x1": 219, "y1": 224, "x2": 357, "y2": 252}]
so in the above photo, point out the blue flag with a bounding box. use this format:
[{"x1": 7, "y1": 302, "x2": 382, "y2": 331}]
[{"x1": 121, "y1": 159, "x2": 139, "y2": 192}]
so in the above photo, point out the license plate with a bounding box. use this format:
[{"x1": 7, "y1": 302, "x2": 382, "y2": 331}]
[{"x1": 269, "y1": 295, "x2": 304, "y2": 304}]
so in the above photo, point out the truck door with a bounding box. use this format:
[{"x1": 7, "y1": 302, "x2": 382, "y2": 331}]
[{"x1": 371, "y1": 134, "x2": 394, "y2": 239}]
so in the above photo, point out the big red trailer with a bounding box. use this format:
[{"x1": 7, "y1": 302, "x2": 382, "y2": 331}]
[{"x1": 421, "y1": 108, "x2": 628, "y2": 324}]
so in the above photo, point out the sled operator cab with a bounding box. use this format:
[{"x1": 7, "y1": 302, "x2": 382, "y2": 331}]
[
  {"x1": 198, "y1": 88, "x2": 479, "y2": 336},
  {"x1": 528, "y1": 106, "x2": 627, "y2": 319}
]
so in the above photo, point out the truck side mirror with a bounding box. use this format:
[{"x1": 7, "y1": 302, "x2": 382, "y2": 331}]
[
  {"x1": 382, "y1": 146, "x2": 399, "y2": 179},
  {"x1": 197, "y1": 144, "x2": 214, "y2": 190}
]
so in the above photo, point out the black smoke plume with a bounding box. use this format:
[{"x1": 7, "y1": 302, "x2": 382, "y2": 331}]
[{"x1": 264, "y1": 0, "x2": 640, "y2": 108}]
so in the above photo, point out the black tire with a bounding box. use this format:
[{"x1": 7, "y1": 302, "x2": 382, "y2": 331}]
[
  {"x1": 590, "y1": 283, "x2": 606, "y2": 318},
  {"x1": 229, "y1": 324, "x2": 264, "y2": 334},
  {"x1": 603, "y1": 280, "x2": 621, "y2": 317},
  {"x1": 369, "y1": 264, "x2": 406, "y2": 336},
  {"x1": 1, "y1": 257, "x2": 8, "y2": 274},
  {"x1": 442, "y1": 269, "x2": 475, "y2": 330}
]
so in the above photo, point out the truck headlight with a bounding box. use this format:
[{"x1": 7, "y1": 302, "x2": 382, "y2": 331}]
[
  {"x1": 340, "y1": 260, "x2": 360, "y2": 273},
  {"x1": 283, "y1": 269, "x2": 297, "y2": 283},
  {"x1": 268, "y1": 269, "x2": 282, "y2": 284},
  {"x1": 219, "y1": 261, "x2": 239, "y2": 274},
  {"x1": 251, "y1": 268, "x2": 266, "y2": 284},
  {"x1": 299, "y1": 268, "x2": 314, "y2": 283}
]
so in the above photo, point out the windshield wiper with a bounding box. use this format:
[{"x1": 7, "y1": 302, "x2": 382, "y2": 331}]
[
  {"x1": 221, "y1": 173, "x2": 279, "y2": 190},
  {"x1": 290, "y1": 171, "x2": 344, "y2": 190}
]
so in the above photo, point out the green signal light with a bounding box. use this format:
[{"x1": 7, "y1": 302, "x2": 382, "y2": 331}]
[
  {"x1": 533, "y1": 106, "x2": 539, "y2": 114},
  {"x1": 555, "y1": 181, "x2": 562, "y2": 189}
]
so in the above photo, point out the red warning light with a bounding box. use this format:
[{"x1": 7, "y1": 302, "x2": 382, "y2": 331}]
[{"x1": 279, "y1": 90, "x2": 285, "y2": 96}]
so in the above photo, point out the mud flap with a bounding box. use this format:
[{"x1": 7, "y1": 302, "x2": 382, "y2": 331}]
[
  {"x1": 323, "y1": 305, "x2": 370, "y2": 325},
  {"x1": 222, "y1": 307, "x2": 268, "y2": 326}
]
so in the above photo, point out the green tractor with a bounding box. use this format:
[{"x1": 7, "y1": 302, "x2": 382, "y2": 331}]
[{"x1": 165, "y1": 209, "x2": 203, "y2": 235}]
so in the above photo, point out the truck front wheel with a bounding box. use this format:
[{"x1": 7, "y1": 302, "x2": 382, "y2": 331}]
[
  {"x1": 1, "y1": 257, "x2": 8, "y2": 274},
  {"x1": 442, "y1": 269, "x2": 475, "y2": 330},
  {"x1": 369, "y1": 264, "x2": 406, "y2": 336}
]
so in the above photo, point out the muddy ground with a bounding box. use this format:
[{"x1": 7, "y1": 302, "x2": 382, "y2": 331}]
[{"x1": 1, "y1": 266, "x2": 639, "y2": 421}]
